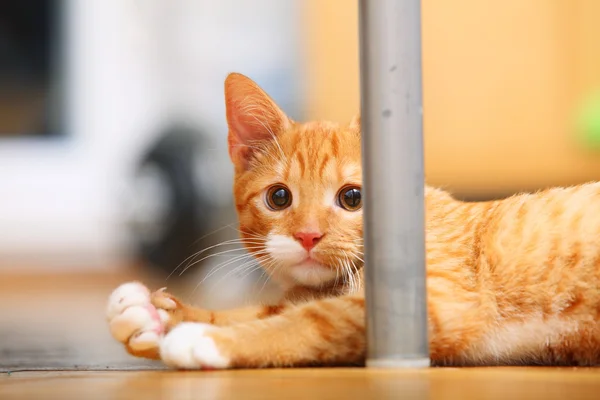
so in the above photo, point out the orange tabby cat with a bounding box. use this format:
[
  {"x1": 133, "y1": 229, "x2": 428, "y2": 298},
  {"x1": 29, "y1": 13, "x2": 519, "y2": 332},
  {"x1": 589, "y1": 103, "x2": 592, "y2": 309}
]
[{"x1": 106, "y1": 73, "x2": 600, "y2": 369}]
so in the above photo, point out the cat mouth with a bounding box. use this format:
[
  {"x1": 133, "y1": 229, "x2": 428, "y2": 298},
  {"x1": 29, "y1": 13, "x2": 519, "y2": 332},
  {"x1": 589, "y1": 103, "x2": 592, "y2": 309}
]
[
  {"x1": 298, "y1": 253, "x2": 333, "y2": 268},
  {"x1": 301, "y1": 254, "x2": 316, "y2": 263}
]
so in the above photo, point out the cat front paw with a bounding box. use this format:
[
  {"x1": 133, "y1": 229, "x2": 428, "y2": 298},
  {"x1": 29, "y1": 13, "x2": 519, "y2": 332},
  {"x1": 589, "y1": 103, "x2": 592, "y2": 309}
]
[
  {"x1": 106, "y1": 282, "x2": 172, "y2": 357},
  {"x1": 160, "y1": 323, "x2": 231, "y2": 369}
]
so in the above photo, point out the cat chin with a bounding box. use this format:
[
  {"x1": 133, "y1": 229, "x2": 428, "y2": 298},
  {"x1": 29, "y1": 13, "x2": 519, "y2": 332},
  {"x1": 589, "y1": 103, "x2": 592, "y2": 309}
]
[{"x1": 287, "y1": 260, "x2": 338, "y2": 287}]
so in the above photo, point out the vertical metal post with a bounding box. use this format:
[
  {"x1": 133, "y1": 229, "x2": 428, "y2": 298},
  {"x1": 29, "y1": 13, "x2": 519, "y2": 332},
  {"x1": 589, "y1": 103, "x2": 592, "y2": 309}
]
[{"x1": 359, "y1": 0, "x2": 429, "y2": 367}]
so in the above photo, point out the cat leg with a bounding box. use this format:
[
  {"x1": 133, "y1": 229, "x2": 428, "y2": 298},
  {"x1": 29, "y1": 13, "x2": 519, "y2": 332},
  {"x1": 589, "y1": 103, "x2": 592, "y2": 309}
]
[
  {"x1": 151, "y1": 288, "x2": 288, "y2": 327},
  {"x1": 108, "y1": 282, "x2": 497, "y2": 367},
  {"x1": 158, "y1": 294, "x2": 366, "y2": 369},
  {"x1": 155, "y1": 290, "x2": 500, "y2": 369},
  {"x1": 106, "y1": 281, "x2": 287, "y2": 360}
]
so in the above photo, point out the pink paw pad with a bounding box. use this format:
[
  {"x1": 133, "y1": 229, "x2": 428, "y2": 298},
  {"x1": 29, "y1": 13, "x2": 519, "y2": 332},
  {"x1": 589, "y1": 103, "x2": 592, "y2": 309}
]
[{"x1": 144, "y1": 303, "x2": 164, "y2": 334}]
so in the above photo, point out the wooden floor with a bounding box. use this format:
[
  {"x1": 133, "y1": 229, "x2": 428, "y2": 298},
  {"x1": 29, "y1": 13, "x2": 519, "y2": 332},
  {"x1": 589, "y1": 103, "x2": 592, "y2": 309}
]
[
  {"x1": 2, "y1": 368, "x2": 600, "y2": 400},
  {"x1": 0, "y1": 268, "x2": 168, "y2": 371},
  {"x1": 1, "y1": 269, "x2": 600, "y2": 399}
]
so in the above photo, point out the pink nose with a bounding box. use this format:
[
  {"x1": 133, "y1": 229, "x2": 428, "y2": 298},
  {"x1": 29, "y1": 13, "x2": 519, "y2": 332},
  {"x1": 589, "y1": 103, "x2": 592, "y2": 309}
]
[{"x1": 294, "y1": 232, "x2": 323, "y2": 251}]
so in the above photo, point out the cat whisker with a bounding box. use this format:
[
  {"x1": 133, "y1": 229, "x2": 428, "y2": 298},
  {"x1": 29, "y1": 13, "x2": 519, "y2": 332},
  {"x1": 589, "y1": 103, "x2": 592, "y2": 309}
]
[
  {"x1": 208, "y1": 262, "x2": 260, "y2": 292},
  {"x1": 168, "y1": 238, "x2": 267, "y2": 279},
  {"x1": 167, "y1": 239, "x2": 264, "y2": 279},
  {"x1": 233, "y1": 227, "x2": 268, "y2": 241},
  {"x1": 224, "y1": 224, "x2": 269, "y2": 241},
  {"x1": 197, "y1": 254, "x2": 270, "y2": 294},
  {"x1": 347, "y1": 249, "x2": 365, "y2": 265},
  {"x1": 178, "y1": 245, "x2": 267, "y2": 276},
  {"x1": 333, "y1": 263, "x2": 341, "y2": 290},
  {"x1": 256, "y1": 272, "x2": 271, "y2": 297},
  {"x1": 349, "y1": 259, "x2": 362, "y2": 293},
  {"x1": 202, "y1": 253, "x2": 273, "y2": 294},
  {"x1": 239, "y1": 254, "x2": 279, "y2": 287},
  {"x1": 344, "y1": 250, "x2": 361, "y2": 293},
  {"x1": 238, "y1": 263, "x2": 266, "y2": 282},
  {"x1": 256, "y1": 259, "x2": 279, "y2": 297},
  {"x1": 197, "y1": 251, "x2": 267, "y2": 284},
  {"x1": 339, "y1": 251, "x2": 354, "y2": 293},
  {"x1": 189, "y1": 222, "x2": 239, "y2": 246},
  {"x1": 346, "y1": 259, "x2": 356, "y2": 294}
]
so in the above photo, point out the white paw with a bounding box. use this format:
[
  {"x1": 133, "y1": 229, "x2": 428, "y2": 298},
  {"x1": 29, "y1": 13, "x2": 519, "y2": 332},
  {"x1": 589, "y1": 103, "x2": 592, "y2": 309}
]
[
  {"x1": 106, "y1": 281, "x2": 170, "y2": 351},
  {"x1": 160, "y1": 323, "x2": 230, "y2": 369}
]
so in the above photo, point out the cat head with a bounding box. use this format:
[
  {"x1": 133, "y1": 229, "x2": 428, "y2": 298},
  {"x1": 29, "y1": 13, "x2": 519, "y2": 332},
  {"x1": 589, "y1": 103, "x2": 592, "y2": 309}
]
[{"x1": 224, "y1": 73, "x2": 363, "y2": 290}]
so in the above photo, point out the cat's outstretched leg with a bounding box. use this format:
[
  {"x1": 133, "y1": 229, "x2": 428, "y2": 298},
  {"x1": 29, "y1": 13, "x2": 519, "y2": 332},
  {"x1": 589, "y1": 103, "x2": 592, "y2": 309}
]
[
  {"x1": 106, "y1": 281, "x2": 287, "y2": 360},
  {"x1": 158, "y1": 294, "x2": 367, "y2": 369}
]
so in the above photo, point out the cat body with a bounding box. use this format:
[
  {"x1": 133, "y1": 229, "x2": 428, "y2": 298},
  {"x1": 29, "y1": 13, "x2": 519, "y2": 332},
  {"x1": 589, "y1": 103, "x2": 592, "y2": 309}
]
[{"x1": 106, "y1": 73, "x2": 600, "y2": 369}]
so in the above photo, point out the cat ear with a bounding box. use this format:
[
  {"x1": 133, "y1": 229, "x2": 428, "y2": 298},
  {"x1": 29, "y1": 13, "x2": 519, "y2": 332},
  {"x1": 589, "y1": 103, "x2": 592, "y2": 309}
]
[
  {"x1": 224, "y1": 73, "x2": 291, "y2": 170},
  {"x1": 349, "y1": 115, "x2": 361, "y2": 132}
]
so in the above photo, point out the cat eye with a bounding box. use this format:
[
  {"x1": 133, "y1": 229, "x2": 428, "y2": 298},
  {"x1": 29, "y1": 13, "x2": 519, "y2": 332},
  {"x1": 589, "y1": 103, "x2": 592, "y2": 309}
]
[
  {"x1": 265, "y1": 185, "x2": 292, "y2": 210},
  {"x1": 337, "y1": 186, "x2": 362, "y2": 211}
]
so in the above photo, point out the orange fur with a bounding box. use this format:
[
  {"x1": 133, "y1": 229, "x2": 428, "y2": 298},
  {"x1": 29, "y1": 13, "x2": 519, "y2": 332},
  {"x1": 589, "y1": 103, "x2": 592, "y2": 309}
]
[{"x1": 120, "y1": 73, "x2": 600, "y2": 367}]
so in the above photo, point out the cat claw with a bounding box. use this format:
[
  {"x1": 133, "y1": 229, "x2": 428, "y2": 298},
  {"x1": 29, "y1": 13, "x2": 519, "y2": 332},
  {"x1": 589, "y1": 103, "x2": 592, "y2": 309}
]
[{"x1": 150, "y1": 289, "x2": 178, "y2": 311}]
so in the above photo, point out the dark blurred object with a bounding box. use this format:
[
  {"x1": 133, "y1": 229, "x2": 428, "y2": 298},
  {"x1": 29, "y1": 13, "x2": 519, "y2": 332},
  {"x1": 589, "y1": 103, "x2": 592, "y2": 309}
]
[
  {"x1": 127, "y1": 125, "x2": 225, "y2": 277},
  {"x1": 0, "y1": 0, "x2": 63, "y2": 137}
]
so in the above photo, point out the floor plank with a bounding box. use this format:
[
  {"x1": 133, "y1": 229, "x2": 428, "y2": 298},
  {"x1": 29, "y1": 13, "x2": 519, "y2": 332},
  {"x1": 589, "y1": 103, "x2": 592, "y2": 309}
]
[{"x1": 1, "y1": 368, "x2": 600, "y2": 400}]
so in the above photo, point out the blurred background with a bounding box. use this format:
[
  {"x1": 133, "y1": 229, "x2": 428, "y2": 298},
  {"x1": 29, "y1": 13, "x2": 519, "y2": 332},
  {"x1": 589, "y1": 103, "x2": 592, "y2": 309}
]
[{"x1": 1, "y1": 0, "x2": 600, "y2": 370}]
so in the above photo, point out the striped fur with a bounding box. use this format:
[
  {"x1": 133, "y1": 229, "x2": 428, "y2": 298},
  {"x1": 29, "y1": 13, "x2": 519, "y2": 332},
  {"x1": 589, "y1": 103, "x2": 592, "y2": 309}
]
[{"x1": 115, "y1": 73, "x2": 600, "y2": 368}]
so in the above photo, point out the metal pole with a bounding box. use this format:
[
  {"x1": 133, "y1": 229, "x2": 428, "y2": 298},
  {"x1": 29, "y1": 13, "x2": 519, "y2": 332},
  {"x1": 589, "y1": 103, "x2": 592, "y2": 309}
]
[{"x1": 358, "y1": 0, "x2": 430, "y2": 368}]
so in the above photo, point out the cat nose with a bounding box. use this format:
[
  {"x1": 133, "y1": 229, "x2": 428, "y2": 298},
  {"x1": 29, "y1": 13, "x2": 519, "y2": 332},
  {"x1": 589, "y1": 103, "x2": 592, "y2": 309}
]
[{"x1": 294, "y1": 232, "x2": 323, "y2": 252}]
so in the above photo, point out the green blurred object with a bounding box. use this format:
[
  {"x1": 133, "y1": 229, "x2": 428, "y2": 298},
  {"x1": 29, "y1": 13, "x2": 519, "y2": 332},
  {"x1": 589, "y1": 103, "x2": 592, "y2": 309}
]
[{"x1": 577, "y1": 91, "x2": 600, "y2": 150}]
